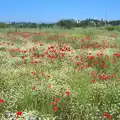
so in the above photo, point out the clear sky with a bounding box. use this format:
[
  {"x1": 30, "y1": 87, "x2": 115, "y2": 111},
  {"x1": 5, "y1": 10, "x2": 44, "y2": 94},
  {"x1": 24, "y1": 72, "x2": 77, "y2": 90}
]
[{"x1": 0, "y1": 0, "x2": 120, "y2": 23}]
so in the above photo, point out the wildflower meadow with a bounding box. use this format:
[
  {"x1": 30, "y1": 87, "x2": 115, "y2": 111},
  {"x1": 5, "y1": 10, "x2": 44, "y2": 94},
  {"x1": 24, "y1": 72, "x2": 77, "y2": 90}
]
[{"x1": 0, "y1": 27, "x2": 120, "y2": 120}]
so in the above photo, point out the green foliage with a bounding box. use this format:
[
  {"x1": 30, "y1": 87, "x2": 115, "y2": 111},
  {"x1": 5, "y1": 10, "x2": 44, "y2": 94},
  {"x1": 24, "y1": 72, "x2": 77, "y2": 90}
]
[
  {"x1": 56, "y1": 19, "x2": 77, "y2": 29},
  {"x1": 105, "y1": 26, "x2": 115, "y2": 31},
  {"x1": 105, "y1": 26, "x2": 120, "y2": 31}
]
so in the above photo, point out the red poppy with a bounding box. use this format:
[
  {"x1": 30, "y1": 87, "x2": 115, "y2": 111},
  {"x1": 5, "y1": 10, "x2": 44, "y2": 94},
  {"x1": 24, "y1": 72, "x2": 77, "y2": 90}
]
[
  {"x1": 99, "y1": 75, "x2": 109, "y2": 80},
  {"x1": 32, "y1": 86, "x2": 36, "y2": 90},
  {"x1": 74, "y1": 56, "x2": 79, "y2": 59},
  {"x1": 52, "y1": 102, "x2": 57, "y2": 106},
  {"x1": 0, "y1": 98, "x2": 4, "y2": 104},
  {"x1": 47, "y1": 75, "x2": 52, "y2": 78},
  {"x1": 61, "y1": 53, "x2": 65, "y2": 57},
  {"x1": 55, "y1": 98, "x2": 59, "y2": 102},
  {"x1": 34, "y1": 53, "x2": 37, "y2": 57},
  {"x1": 40, "y1": 44, "x2": 43, "y2": 46},
  {"x1": 49, "y1": 55, "x2": 54, "y2": 59},
  {"x1": 66, "y1": 91, "x2": 70, "y2": 96},
  {"x1": 21, "y1": 56, "x2": 25, "y2": 59},
  {"x1": 11, "y1": 43, "x2": 14, "y2": 46},
  {"x1": 114, "y1": 53, "x2": 120, "y2": 57},
  {"x1": 16, "y1": 111, "x2": 22, "y2": 116},
  {"x1": 48, "y1": 84, "x2": 52, "y2": 88},
  {"x1": 76, "y1": 61, "x2": 81, "y2": 66},
  {"x1": 93, "y1": 61, "x2": 99, "y2": 65},
  {"x1": 41, "y1": 54, "x2": 45, "y2": 58},
  {"x1": 92, "y1": 80, "x2": 96, "y2": 83},
  {"x1": 111, "y1": 73, "x2": 116, "y2": 77},
  {"x1": 88, "y1": 56, "x2": 95, "y2": 60},
  {"x1": 54, "y1": 107, "x2": 58, "y2": 111},
  {"x1": 31, "y1": 72, "x2": 36, "y2": 75},
  {"x1": 104, "y1": 113, "x2": 112, "y2": 119},
  {"x1": 37, "y1": 55, "x2": 40, "y2": 58},
  {"x1": 100, "y1": 63, "x2": 108, "y2": 69},
  {"x1": 103, "y1": 65, "x2": 108, "y2": 69},
  {"x1": 101, "y1": 60, "x2": 105, "y2": 63}
]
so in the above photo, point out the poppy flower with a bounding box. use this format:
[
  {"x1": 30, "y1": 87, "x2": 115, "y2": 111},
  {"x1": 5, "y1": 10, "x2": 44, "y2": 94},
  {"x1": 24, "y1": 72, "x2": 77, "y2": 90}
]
[
  {"x1": 114, "y1": 53, "x2": 120, "y2": 57},
  {"x1": 92, "y1": 80, "x2": 96, "y2": 83},
  {"x1": 61, "y1": 53, "x2": 65, "y2": 57},
  {"x1": 101, "y1": 60, "x2": 105, "y2": 63},
  {"x1": 16, "y1": 111, "x2": 22, "y2": 116},
  {"x1": 49, "y1": 55, "x2": 54, "y2": 59},
  {"x1": 40, "y1": 44, "x2": 43, "y2": 46},
  {"x1": 74, "y1": 56, "x2": 79, "y2": 59},
  {"x1": 48, "y1": 84, "x2": 52, "y2": 88},
  {"x1": 31, "y1": 72, "x2": 36, "y2": 75},
  {"x1": 34, "y1": 53, "x2": 37, "y2": 57},
  {"x1": 37, "y1": 55, "x2": 40, "y2": 58},
  {"x1": 55, "y1": 98, "x2": 59, "y2": 102},
  {"x1": 99, "y1": 75, "x2": 109, "y2": 80},
  {"x1": 52, "y1": 102, "x2": 57, "y2": 106},
  {"x1": 0, "y1": 98, "x2": 4, "y2": 104},
  {"x1": 100, "y1": 63, "x2": 108, "y2": 69},
  {"x1": 54, "y1": 107, "x2": 58, "y2": 111},
  {"x1": 88, "y1": 56, "x2": 95, "y2": 60},
  {"x1": 32, "y1": 86, "x2": 36, "y2": 90},
  {"x1": 11, "y1": 43, "x2": 14, "y2": 46},
  {"x1": 41, "y1": 54, "x2": 45, "y2": 58},
  {"x1": 47, "y1": 75, "x2": 52, "y2": 78},
  {"x1": 66, "y1": 91, "x2": 70, "y2": 96},
  {"x1": 104, "y1": 113, "x2": 112, "y2": 119},
  {"x1": 103, "y1": 65, "x2": 108, "y2": 69},
  {"x1": 111, "y1": 73, "x2": 116, "y2": 77},
  {"x1": 21, "y1": 56, "x2": 25, "y2": 59},
  {"x1": 76, "y1": 61, "x2": 81, "y2": 66}
]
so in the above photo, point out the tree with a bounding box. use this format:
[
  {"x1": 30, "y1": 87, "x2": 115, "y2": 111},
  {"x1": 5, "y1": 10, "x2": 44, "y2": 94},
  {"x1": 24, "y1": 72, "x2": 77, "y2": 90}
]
[{"x1": 56, "y1": 19, "x2": 76, "y2": 29}]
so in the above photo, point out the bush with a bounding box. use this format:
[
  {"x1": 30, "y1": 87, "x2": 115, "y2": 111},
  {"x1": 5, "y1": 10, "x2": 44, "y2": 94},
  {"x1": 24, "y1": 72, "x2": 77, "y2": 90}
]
[
  {"x1": 56, "y1": 19, "x2": 76, "y2": 29},
  {"x1": 105, "y1": 26, "x2": 115, "y2": 31},
  {"x1": 114, "y1": 26, "x2": 120, "y2": 32},
  {"x1": 105, "y1": 26, "x2": 120, "y2": 31}
]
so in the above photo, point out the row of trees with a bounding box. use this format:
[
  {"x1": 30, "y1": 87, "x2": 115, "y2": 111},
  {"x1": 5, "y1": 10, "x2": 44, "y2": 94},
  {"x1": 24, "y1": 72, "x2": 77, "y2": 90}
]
[
  {"x1": 57, "y1": 19, "x2": 120, "y2": 28},
  {"x1": 0, "y1": 22, "x2": 55, "y2": 28},
  {"x1": 0, "y1": 19, "x2": 120, "y2": 29}
]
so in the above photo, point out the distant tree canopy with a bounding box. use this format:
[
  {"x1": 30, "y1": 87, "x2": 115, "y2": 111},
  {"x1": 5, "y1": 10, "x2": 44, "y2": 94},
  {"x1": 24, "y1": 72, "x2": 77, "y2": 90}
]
[
  {"x1": 0, "y1": 18, "x2": 120, "y2": 29},
  {"x1": 56, "y1": 19, "x2": 76, "y2": 29}
]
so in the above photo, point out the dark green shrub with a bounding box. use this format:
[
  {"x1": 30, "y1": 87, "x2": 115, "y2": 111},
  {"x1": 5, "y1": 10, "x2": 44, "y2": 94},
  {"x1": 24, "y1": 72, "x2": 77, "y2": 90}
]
[{"x1": 105, "y1": 26, "x2": 115, "y2": 31}]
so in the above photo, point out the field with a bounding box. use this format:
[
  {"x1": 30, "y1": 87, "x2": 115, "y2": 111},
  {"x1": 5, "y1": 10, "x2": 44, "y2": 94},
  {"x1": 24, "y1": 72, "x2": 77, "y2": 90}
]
[{"x1": 0, "y1": 27, "x2": 120, "y2": 120}]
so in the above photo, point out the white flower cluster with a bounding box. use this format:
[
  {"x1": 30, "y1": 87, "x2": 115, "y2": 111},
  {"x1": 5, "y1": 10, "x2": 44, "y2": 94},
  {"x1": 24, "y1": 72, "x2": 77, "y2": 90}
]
[{"x1": 1, "y1": 112, "x2": 57, "y2": 120}]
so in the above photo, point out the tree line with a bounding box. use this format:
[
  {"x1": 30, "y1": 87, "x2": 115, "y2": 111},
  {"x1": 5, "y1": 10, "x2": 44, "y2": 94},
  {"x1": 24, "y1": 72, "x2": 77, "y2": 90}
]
[{"x1": 0, "y1": 18, "x2": 120, "y2": 29}]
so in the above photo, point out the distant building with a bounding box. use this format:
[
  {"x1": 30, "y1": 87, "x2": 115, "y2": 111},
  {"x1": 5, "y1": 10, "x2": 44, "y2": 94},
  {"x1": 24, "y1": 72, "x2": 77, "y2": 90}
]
[{"x1": 76, "y1": 20, "x2": 81, "y2": 23}]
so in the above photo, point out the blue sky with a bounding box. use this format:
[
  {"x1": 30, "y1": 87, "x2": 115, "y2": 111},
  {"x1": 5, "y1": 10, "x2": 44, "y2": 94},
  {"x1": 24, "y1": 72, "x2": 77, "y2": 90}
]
[{"x1": 0, "y1": 0, "x2": 120, "y2": 23}]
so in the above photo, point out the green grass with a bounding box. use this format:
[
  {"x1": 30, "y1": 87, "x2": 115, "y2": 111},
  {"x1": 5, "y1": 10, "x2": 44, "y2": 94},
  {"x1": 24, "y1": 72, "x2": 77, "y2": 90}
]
[{"x1": 0, "y1": 27, "x2": 120, "y2": 120}]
